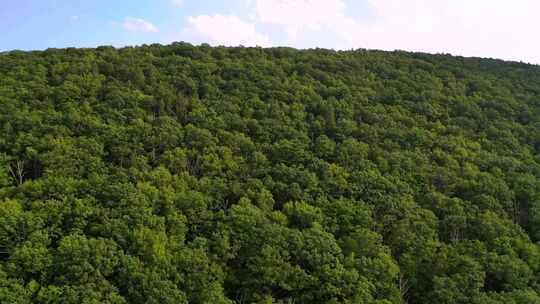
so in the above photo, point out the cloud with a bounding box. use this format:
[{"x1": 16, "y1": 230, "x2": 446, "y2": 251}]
[
  {"x1": 122, "y1": 17, "x2": 159, "y2": 33},
  {"x1": 185, "y1": 14, "x2": 271, "y2": 47},
  {"x1": 171, "y1": 0, "x2": 184, "y2": 6},
  {"x1": 255, "y1": 0, "x2": 347, "y2": 38},
  {"x1": 70, "y1": 15, "x2": 79, "y2": 22},
  {"x1": 252, "y1": 0, "x2": 540, "y2": 63},
  {"x1": 253, "y1": 0, "x2": 374, "y2": 48},
  {"x1": 358, "y1": 0, "x2": 540, "y2": 63},
  {"x1": 176, "y1": 0, "x2": 540, "y2": 63}
]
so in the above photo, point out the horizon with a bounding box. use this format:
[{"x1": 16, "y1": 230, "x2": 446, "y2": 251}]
[{"x1": 3, "y1": 0, "x2": 540, "y2": 64}]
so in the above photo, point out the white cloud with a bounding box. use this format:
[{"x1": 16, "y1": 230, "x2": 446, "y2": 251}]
[
  {"x1": 174, "y1": 0, "x2": 540, "y2": 63},
  {"x1": 255, "y1": 0, "x2": 346, "y2": 38},
  {"x1": 359, "y1": 0, "x2": 540, "y2": 63},
  {"x1": 252, "y1": 0, "x2": 540, "y2": 63},
  {"x1": 254, "y1": 0, "x2": 375, "y2": 49},
  {"x1": 171, "y1": 0, "x2": 184, "y2": 6},
  {"x1": 185, "y1": 14, "x2": 272, "y2": 47},
  {"x1": 122, "y1": 17, "x2": 159, "y2": 33}
]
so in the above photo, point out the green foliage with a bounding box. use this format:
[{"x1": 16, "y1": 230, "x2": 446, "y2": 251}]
[{"x1": 1, "y1": 43, "x2": 540, "y2": 303}]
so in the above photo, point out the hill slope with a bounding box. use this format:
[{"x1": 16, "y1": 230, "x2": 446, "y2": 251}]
[{"x1": 1, "y1": 43, "x2": 540, "y2": 303}]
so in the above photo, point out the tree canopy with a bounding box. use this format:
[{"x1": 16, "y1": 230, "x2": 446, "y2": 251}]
[{"x1": 1, "y1": 43, "x2": 540, "y2": 303}]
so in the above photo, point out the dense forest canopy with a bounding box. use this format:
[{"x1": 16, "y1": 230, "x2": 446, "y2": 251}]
[{"x1": 1, "y1": 42, "x2": 540, "y2": 303}]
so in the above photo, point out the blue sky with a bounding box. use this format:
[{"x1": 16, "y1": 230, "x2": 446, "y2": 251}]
[{"x1": 2, "y1": 0, "x2": 540, "y2": 64}]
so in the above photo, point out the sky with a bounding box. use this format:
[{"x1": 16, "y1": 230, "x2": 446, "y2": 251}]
[{"x1": 2, "y1": 0, "x2": 540, "y2": 64}]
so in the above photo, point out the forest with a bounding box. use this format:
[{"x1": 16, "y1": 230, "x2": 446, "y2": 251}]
[{"x1": 1, "y1": 42, "x2": 540, "y2": 303}]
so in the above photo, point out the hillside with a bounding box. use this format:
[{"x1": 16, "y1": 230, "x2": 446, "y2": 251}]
[{"x1": 1, "y1": 43, "x2": 540, "y2": 303}]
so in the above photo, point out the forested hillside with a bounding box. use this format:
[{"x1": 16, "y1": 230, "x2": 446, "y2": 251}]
[{"x1": 2, "y1": 43, "x2": 540, "y2": 303}]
